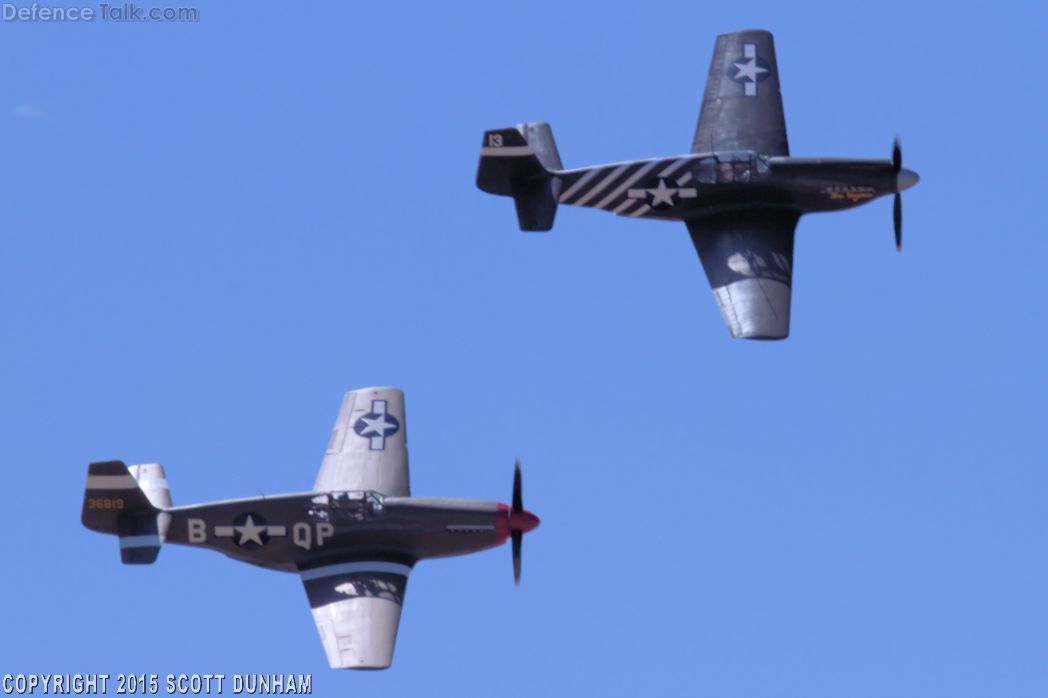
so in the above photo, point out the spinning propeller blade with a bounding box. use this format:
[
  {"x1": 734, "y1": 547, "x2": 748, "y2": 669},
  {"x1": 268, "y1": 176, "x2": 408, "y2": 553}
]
[
  {"x1": 507, "y1": 460, "x2": 538, "y2": 585},
  {"x1": 892, "y1": 138, "x2": 904, "y2": 252},
  {"x1": 512, "y1": 460, "x2": 523, "y2": 584}
]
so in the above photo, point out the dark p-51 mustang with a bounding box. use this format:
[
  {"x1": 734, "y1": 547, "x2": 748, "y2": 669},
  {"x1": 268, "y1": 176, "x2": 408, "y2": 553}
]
[
  {"x1": 477, "y1": 29, "x2": 919, "y2": 339},
  {"x1": 81, "y1": 387, "x2": 539, "y2": 670}
]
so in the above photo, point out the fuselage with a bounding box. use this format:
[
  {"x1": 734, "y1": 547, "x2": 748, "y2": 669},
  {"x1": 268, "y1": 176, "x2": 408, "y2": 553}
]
[
  {"x1": 563, "y1": 150, "x2": 918, "y2": 221},
  {"x1": 162, "y1": 491, "x2": 537, "y2": 573}
]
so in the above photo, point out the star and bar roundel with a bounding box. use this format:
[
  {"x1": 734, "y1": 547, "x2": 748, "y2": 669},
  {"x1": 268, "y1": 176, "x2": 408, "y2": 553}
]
[
  {"x1": 214, "y1": 512, "x2": 285, "y2": 548},
  {"x1": 353, "y1": 399, "x2": 401, "y2": 451},
  {"x1": 728, "y1": 42, "x2": 771, "y2": 96}
]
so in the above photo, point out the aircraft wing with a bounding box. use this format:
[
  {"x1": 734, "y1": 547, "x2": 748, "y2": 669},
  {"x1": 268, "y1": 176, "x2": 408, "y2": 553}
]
[
  {"x1": 299, "y1": 560, "x2": 412, "y2": 670},
  {"x1": 314, "y1": 388, "x2": 410, "y2": 496},
  {"x1": 692, "y1": 30, "x2": 789, "y2": 156},
  {"x1": 686, "y1": 209, "x2": 799, "y2": 339}
]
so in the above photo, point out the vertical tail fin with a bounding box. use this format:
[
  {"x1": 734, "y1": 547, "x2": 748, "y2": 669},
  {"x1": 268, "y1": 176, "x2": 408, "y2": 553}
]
[
  {"x1": 82, "y1": 460, "x2": 171, "y2": 565},
  {"x1": 476, "y1": 122, "x2": 563, "y2": 231}
]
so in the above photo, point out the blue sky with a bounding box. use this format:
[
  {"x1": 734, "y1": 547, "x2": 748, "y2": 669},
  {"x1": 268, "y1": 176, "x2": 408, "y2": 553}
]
[{"x1": 2, "y1": 1, "x2": 1046, "y2": 695}]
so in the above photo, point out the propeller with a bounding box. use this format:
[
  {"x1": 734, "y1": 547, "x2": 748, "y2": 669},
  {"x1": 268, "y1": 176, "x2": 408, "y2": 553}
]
[
  {"x1": 512, "y1": 460, "x2": 523, "y2": 585},
  {"x1": 512, "y1": 459, "x2": 523, "y2": 512},
  {"x1": 893, "y1": 191, "x2": 902, "y2": 252},
  {"x1": 892, "y1": 138, "x2": 904, "y2": 252},
  {"x1": 891, "y1": 139, "x2": 920, "y2": 250},
  {"x1": 507, "y1": 459, "x2": 539, "y2": 585}
]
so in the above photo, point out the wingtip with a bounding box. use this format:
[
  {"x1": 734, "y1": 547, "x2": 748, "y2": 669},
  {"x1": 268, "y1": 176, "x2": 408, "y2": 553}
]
[
  {"x1": 343, "y1": 386, "x2": 405, "y2": 401},
  {"x1": 719, "y1": 28, "x2": 774, "y2": 41}
]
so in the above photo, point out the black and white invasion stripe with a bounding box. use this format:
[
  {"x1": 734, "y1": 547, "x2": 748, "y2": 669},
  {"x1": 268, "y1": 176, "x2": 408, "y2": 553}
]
[{"x1": 558, "y1": 156, "x2": 698, "y2": 216}]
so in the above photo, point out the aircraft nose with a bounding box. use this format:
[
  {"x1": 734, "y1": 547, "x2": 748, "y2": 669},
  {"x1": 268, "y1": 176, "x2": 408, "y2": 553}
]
[
  {"x1": 897, "y1": 168, "x2": 919, "y2": 192},
  {"x1": 510, "y1": 508, "x2": 540, "y2": 534}
]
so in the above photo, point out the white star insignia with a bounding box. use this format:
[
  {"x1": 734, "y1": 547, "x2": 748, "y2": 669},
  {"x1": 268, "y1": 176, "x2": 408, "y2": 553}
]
[
  {"x1": 358, "y1": 414, "x2": 395, "y2": 436},
  {"x1": 733, "y1": 57, "x2": 768, "y2": 83},
  {"x1": 648, "y1": 179, "x2": 677, "y2": 207},
  {"x1": 234, "y1": 515, "x2": 266, "y2": 545}
]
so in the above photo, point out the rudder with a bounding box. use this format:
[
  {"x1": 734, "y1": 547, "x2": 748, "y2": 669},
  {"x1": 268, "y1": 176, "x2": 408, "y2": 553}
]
[
  {"x1": 82, "y1": 460, "x2": 171, "y2": 564},
  {"x1": 476, "y1": 122, "x2": 563, "y2": 231}
]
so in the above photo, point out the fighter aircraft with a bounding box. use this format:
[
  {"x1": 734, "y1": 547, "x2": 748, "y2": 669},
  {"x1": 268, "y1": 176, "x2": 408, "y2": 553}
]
[
  {"x1": 81, "y1": 387, "x2": 540, "y2": 670},
  {"x1": 476, "y1": 29, "x2": 920, "y2": 339}
]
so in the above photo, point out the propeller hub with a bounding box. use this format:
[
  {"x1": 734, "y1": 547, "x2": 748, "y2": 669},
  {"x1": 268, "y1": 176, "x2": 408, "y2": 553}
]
[
  {"x1": 510, "y1": 507, "x2": 540, "y2": 534},
  {"x1": 496, "y1": 503, "x2": 541, "y2": 540},
  {"x1": 896, "y1": 168, "x2": 919, "y2": 193}
]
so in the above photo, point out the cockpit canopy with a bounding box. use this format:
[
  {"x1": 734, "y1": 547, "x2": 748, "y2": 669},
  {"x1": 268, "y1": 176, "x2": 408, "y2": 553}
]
[
  {"x1": 308, "y1": 490, "x2": 386, "y2": 522},
  {"x1": 693, "y1": 150, "x2": 771, "y2": 184}
]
